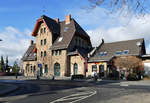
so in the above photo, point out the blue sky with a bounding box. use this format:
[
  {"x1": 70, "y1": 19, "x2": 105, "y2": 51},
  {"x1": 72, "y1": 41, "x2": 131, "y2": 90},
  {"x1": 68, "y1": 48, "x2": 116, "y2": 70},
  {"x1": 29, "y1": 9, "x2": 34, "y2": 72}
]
[
  {"x1": 0, "y1": 0, "x2": 90, "y2": 30},
  {"x1": 0, "y1": 0, "x2": 150, "y2": 65}
]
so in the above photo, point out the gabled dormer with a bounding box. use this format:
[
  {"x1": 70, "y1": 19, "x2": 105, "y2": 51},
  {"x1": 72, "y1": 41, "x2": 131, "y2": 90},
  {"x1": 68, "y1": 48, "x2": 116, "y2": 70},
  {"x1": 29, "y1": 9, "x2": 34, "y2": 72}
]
[{"x1": 32, "y1": 15, "x2": 60, "y2": 45}]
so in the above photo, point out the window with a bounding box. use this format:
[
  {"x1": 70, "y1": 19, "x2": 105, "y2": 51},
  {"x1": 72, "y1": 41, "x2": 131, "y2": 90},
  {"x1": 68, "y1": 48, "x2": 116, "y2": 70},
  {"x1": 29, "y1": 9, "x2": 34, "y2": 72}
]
[
  {"x1": 44, "y1": 39, "x2": 46, "y2": 45},
  {"x1": 25, "y1": 65, "x2": 28, "y2": 73},
  {"x1": 44, "y1": 28, "x2": 46, "y2": 33},
  {"x1": 41, "y1": 40, "x2": 43, "y2": 45},
  {"x1": 116, "y1": 51, "x2": 121, "y2": 55},
  {"x1": 30, "y1": 66, "x2": 32, "y2": 73},
  {"x1": 52, "y1": 50, "x2": 54, "y2": 56},
  {"x1": 123, "y1": 50, "x2": 129, "y2": 55},
  {"x1": 79, "y1": 39, "x2": 81, "y2": 46},
  {"x1": 58, "y1": 37, "x2": 63, "y2": 42},
  {"x1": 99, "y1": 52, "x2": 104, "y2": 56},
  {"x1": 40, "y1": 28, "x2": 43, "y2": 34},
  {"x1": 55, "y1": 50, "x2": 58, "y2": 55},
  {"x1": 92, "y1": 65, "x2": 97, "y2": 72},
  {"x1": 33, "y1": 53, "x2": 36, "y2": 56},
  {"x1": 99, "y1": 52, "x2": 107, "y2": 56},
  {"x1": 103, "y1": 52, "x2": 107, "y2": 56},
  {"x1": 59, "y1": 50, "x2": 62, "y2": 55},
  {"x1": 41, "y1": 51, "x2": 43, "y2": 57},
  {"x1": 45, "y1": 64, "x2": 48, "y2": 74},
  {"x1": 99, "y1": 65, "x2": 104, "y2": 72},
  {"x1": 75, "y1": 38, "x2": 77, "y2": 45},
  {"x1": 73, "y1": 63, "x2": 78, "y2": 75},
  {"x1": 44, "y1": 51, "x2": 46, "y2": 56},
  {"x1": 64, "y1": 27, "x2": 69, "y2": 32},
  {"x1": 33, "y1": 66, "x2": 36, "y2": 73}
]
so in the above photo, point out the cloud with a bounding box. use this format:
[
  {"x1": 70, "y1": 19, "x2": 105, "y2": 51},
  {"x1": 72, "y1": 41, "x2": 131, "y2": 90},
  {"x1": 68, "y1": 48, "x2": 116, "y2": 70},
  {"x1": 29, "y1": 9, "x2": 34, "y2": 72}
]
[
  {"x1": 87, "y1": 14, "x2": 150, "y2": 54},
  {"x1": 69, "y1": 7, "x2": 150, "y2": 54},
  {"x1": 0, "y1": 26, "x2": 33, "y2": 65}
]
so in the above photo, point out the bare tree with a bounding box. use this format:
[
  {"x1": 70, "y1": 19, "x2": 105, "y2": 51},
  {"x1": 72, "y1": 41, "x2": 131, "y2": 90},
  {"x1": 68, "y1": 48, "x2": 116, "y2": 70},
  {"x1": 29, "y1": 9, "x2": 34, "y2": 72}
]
[
  {"x1": 88, "y1": 0, "x2": 150, "y2": 16},
  {"x1": 113, "y1": 56, "x2": 143, "y2": 73}
]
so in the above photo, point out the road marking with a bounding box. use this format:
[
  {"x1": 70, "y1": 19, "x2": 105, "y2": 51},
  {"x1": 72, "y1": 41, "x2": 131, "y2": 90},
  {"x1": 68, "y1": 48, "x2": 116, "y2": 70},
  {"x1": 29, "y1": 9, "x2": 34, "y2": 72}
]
[
  {"x1": 120, "y1": 82, "x2": 129, "y2": 86},
  {"x1": 50, "y1": 91, "x2": 97, "y2": 103}
]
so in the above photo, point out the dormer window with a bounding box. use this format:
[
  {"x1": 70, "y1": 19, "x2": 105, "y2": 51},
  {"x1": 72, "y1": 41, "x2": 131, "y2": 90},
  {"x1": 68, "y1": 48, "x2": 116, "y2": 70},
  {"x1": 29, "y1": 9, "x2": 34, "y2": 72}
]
[
  {"x1": 99, "y1": 52, "x2": 103, "y2": 56},
  {"x1": 136, "y1": 42, "x2": 142, "y2": 47},
  {"x1": 58, "y1": 37, "x2": 63, "y2": 42},
  {"x1": 99, "y1": 52, "x2": 107, "y2": 56},
  {"x1": 103, "y1": 52, "x2": 107, "y2": 56},
  {"x1": 123, "y1": 50, "x2": 129, "y2": 55},
  {"x1": 33, "y1": 53, "x2": 36, "y2": 56},
  {"x1": 116, "y1": 51, "x2": 121, "y2": 55}
]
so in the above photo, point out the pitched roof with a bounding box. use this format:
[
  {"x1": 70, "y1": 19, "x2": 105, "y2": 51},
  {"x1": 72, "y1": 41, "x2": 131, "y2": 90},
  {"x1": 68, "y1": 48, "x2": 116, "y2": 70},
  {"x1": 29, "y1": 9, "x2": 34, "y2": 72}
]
[
  {"x1": 50, "y1": 19, "x2": 90, "y2": 50},
  {"x1": 41, "y1": 15, "x2": 60, "y2": 34},
  {"x1": 88, "y1": 38, "x2": 145, "y2": 62},
  {"x1": 32, "y1": 15, "x2": 60, "y2": 36},
  {"x1": 22, "y1": 44, "x2": 37, "y2": 61},
  {"x1": 32, "y1": 15, "x2": 90, "y2": 50}
]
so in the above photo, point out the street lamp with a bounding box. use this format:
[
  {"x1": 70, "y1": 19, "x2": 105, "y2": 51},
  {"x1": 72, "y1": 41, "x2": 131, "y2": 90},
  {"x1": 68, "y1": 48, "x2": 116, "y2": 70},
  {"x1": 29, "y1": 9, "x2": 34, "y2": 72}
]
[{"x1": 0, "y1": 39, "x2": 2, "y2": 41}]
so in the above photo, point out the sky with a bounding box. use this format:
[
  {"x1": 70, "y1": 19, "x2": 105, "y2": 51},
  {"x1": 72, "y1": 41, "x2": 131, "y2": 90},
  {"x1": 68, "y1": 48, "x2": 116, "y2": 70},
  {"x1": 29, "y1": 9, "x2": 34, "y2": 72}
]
[{"x1": 0, "y1": 0, "x2": 150, "y2": 65}]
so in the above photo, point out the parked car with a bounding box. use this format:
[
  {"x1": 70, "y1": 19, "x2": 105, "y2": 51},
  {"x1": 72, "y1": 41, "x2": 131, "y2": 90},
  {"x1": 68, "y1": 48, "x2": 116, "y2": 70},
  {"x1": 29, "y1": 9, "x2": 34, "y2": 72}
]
[{"x1": 71, "y1": 74, "x2": 84, "y2": 80}]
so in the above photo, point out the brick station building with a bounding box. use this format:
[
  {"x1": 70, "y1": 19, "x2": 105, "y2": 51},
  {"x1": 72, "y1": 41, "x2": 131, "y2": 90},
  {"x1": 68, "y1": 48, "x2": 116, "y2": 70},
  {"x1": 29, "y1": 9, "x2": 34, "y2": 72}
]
[{"x1": 22, "y1": 14, "x2": 92, "y2": 77}]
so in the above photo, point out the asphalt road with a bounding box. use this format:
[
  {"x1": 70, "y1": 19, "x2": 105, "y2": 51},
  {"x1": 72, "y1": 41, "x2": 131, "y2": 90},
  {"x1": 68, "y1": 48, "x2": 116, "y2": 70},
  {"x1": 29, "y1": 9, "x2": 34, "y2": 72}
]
[{"x1": 1, "y1": 80, "x2": 150, "y2": 103}]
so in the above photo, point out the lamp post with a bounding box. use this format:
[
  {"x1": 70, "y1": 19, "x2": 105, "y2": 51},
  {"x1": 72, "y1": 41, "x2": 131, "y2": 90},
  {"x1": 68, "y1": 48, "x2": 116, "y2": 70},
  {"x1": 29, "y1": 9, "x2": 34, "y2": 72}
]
[{"x1": 0, "y1": 39, "x2": 2, "y2": 41}]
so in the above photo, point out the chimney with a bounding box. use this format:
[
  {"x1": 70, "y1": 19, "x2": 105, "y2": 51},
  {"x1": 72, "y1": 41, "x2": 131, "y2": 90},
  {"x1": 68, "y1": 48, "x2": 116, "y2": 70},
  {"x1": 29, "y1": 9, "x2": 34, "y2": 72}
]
[
  {"x1": 30, "y1": 40, "x2": 34, "y2": 45},
  {"x1": 65, "y1": 14, "x2": 71, "y2": 24},
  {"x1": 55, "y1": 18, "x2": 59, "y2": 23}
]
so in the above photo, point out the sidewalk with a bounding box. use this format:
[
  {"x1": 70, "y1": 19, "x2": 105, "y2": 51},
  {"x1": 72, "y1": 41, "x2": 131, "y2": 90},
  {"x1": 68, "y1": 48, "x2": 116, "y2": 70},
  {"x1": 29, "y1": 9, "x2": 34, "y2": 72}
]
[
  {"x1": 102, "y1": 79, "x2": 150, "y2": 86},
  {"x1": 122, "y1": 80, "x2": 150, "y2": 86}
]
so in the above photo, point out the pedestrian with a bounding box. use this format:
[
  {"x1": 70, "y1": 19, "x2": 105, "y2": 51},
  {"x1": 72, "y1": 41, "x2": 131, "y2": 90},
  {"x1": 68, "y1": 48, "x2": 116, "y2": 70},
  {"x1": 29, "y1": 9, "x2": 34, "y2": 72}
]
[
  {"x1": 91, "y1": 71, "x2": 95, "y2": 78},
  {"x1": 15, "y1": 72, "x2": 18, "y2": 79},
  {"x1": 94, "y1": 72, "x2": 98, "y2": 81},
  {"x1": 37, "y1": 70, "x2": 40, "y2": 80}
]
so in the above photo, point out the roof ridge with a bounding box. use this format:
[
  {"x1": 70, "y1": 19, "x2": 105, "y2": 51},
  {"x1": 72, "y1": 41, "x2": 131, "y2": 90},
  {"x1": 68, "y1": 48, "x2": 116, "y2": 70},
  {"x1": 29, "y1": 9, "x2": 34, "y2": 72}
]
[{"x1": 104, "y1": 38, "x2": 144, "y2": 44}]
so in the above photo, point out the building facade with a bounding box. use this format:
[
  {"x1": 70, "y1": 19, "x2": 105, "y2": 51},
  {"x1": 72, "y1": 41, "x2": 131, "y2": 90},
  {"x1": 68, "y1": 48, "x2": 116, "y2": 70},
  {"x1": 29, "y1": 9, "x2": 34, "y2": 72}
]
[
  {"x1": 22, "y1": 14, "x2": 92, "y2": 77},
  {"x1": 22, "y1": 14, "x2": 149, "y2": 78},
  {"x1": 88, "y1": 38, "x2": 146, "y2": 78}
]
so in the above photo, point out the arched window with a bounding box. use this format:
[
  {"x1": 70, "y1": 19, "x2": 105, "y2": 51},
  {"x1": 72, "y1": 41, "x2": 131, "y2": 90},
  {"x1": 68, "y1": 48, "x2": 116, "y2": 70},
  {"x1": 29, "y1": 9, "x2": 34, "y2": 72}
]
[
  {"x1": 54, "y1": 63, "x2": 60, "y2": 76},
  {"x1": 73, "y1": 63, "x2": 78, "y2": 75}
]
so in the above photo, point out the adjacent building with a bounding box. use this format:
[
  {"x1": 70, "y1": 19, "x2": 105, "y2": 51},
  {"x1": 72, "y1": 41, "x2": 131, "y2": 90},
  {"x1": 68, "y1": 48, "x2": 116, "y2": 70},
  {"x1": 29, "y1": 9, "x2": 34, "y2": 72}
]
[{"x1": 87, "y1": 38, "x2": 146, "y2": 78}]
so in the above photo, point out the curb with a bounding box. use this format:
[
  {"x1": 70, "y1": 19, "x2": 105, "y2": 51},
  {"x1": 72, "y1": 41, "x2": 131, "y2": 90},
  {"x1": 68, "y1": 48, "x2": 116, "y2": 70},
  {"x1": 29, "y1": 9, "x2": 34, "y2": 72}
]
[{"x1": 0, "y1": 83, "x2": 19, "y2": 96}]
